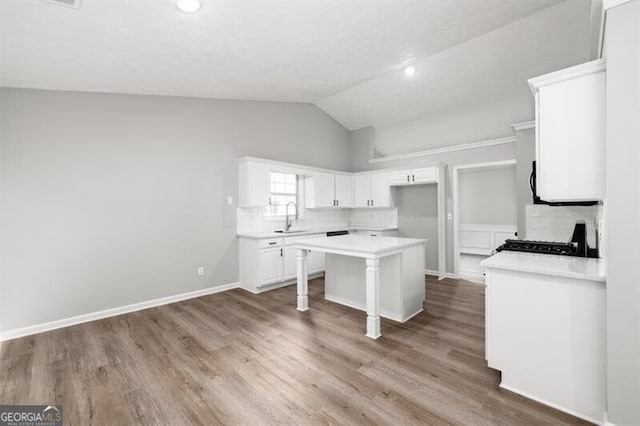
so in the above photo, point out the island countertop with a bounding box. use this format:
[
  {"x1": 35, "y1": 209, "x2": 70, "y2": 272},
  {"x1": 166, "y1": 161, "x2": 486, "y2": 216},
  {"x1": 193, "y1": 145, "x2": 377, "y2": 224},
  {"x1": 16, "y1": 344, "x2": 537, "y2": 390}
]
[
  {"x1": 481, "y1": 251, "x2": 606, "y2": 282},
  {"x1": 292, "y1": 234, "x2": 425, "y2": 258}
]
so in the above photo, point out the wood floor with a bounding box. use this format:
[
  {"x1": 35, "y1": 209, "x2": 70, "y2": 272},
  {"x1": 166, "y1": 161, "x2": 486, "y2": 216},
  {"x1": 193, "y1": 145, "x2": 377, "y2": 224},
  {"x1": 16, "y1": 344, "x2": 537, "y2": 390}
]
[{"x1": 0, "y1": 276, "x2": 589, "y2": 425}]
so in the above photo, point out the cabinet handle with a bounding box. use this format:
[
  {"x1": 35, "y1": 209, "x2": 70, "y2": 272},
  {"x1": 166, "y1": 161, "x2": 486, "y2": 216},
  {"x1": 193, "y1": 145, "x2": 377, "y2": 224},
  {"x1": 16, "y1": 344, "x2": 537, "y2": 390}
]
[
  {"x1": 336, "y1": 199, "x2": 339, "y2": 207},
  {"x1": 367, "y1": 200, "x2": 370, "y2": 206},
  {"x1": 407, "y1": 174, "x2": 410, "y2": 182},
  {"x1": 269, "y1": 242, "x2": 277, "y2": 245},
  {"x1": 268, "y1": 196, "x2": 271, "y2": 205},
  {"x1": 371, "y1": 199, "x2": 374, "y2": 207},
  {"x1": 412, "y1": 174, "x2": 415, "y2": 182},
  {"x1": 280, "y1": 248, "x2": 283, "y2": 256}
]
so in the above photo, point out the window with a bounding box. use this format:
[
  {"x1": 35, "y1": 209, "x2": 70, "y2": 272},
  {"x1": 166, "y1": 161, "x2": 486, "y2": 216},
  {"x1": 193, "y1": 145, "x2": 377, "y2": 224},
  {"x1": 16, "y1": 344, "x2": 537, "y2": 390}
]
[{"x1": 265, "y1": 172, "x2": 298, "y2": 216}]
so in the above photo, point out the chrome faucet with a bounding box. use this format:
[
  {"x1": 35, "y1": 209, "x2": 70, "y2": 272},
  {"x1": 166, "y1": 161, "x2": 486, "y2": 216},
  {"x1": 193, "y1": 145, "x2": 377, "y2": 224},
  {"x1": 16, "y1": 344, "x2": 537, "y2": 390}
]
[{"x1": 285, "y1": 201, "x2": 298, "y2": 232}]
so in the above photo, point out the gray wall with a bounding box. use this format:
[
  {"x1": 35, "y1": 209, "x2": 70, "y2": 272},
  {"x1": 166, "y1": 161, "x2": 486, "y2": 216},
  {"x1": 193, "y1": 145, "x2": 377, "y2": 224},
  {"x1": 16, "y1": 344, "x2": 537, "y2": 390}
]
[
  {"x1": 458, "y1": 166, "x2": 517, "y2": 226},
  {"x1": 395, "y1": 185, "x2": 439, "y2": 271},
  {"x1": 349, "y1": 128, "x2": 517, "y2": 274},
  {"x1": 515, "y1": 128, "x2": 535, "y2": 238},
  {"x1": 0, "y1": 88, "x2": 350, "y2": 333},
  {"x1": 604, "y1": 1, "x2": 640, "y2": 423}
]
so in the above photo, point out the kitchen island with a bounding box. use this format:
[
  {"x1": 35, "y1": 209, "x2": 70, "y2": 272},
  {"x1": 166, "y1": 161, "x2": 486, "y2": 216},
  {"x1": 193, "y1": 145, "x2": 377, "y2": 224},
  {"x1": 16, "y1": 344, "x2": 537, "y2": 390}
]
[{"x1": 293, "y1": 234, "x2": 426, "y2": 339}]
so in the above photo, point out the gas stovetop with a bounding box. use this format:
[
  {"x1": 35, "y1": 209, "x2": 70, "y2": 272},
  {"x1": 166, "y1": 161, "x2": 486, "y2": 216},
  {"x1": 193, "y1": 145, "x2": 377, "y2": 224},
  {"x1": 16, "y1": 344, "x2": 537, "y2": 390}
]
[{"x1": 496, "y1": 239, "x2": 578, "y2": 256}]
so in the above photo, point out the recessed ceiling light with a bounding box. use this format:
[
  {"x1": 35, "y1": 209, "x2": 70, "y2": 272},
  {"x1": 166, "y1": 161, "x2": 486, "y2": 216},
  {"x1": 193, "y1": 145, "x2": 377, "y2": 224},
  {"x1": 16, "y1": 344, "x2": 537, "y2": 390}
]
[
  {"x1": 177, "y1": 0, "x2": 201, "y2": 13},
  {"x1": 404, "y1": 66, "x2": 416, "y2": 77}
]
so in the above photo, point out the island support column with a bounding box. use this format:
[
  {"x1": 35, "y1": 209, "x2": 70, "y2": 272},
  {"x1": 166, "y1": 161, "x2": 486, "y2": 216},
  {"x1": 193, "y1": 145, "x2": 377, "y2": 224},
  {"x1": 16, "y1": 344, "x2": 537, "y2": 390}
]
[
  {"x1": 365, "y1": 257, "x2": 381, "y2": 339},
  {"x1": 296, "y1": 248, "x2": 309, "y2": 311}
]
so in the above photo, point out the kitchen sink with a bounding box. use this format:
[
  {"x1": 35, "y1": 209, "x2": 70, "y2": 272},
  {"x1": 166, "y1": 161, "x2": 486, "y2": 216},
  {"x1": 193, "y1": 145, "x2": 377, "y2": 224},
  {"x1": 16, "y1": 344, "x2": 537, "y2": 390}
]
[{"x1": 274, "y1": 230, "x2": 307, "y2": 234}]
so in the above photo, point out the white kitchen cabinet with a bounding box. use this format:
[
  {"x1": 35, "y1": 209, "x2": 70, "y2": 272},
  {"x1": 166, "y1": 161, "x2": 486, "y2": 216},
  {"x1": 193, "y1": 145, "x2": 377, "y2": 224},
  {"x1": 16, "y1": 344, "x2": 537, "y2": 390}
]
[
  {"x1": 353, "y1": 173, "x2": 390, "y2": 208},
  {"x1": 305, "y1": 172, "x2": 352, "y2": 208},
  {"x1": 483, "y1": 254, "x2": 606, "y2": 423},
  {"x1": 240, "y1": 234, "x2": 325, "y2": 292},
  {"x1": 238, "y1": 160, "x2": 271, "y2": 207},
  {"x1": 353, "y1": 174, "x2": 371, "y2": 208},
  {"x1": 260, "y1": 247, "x2": 284, "y2": 285},
  {"x1": 283, "y1": 245, "x2": 298, "y2": 281},
  {"x1": 334, "y1": 175, "x2": 353, "y2": 208},
  {"x1": 389, "y1": 167, "x2": 437, "y2": 186},
  {"x1": 529, "y1": 59, "x2": 606, "y2": 202}
]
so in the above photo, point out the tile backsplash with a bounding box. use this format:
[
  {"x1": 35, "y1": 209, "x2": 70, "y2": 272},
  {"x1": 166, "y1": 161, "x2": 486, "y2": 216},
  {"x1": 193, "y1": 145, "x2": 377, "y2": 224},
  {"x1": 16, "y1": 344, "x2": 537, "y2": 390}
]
[
  {"x1": 237, "y1": 207, "x2": 398, "y2": 233},
  {"x1": 350, "y1": 208, "x2": 398, "y2": 229},
  {"x1": 525, "y1": 204, "x2": 603, "y2": 250}
]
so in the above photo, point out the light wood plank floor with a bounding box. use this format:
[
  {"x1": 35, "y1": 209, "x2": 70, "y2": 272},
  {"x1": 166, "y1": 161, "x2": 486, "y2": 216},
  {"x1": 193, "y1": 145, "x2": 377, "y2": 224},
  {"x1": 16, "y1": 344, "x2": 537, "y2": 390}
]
[{"x1": 0, "y1": 276, "x2": 589, "y2": 425}]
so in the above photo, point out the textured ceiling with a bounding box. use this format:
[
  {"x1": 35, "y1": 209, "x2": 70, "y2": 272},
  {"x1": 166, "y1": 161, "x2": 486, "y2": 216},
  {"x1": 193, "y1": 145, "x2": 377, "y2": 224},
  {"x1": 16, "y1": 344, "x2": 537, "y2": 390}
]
[
  {"x1": 0, "y1": 0, "x2": 593, "y2": 130},
  {"x1": 1, "y1": 0, "x2": 565, "y2": 102},
  {"x1": 316, "y1": 0, "x2": 593, "y2": 130}
]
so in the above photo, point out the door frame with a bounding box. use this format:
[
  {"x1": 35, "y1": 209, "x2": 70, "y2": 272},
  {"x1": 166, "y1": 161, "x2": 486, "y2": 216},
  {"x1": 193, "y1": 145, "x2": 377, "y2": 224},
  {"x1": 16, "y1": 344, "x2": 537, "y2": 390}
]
[{"x1": 452, "y1": 159, "x2": 517, "y2": 278}]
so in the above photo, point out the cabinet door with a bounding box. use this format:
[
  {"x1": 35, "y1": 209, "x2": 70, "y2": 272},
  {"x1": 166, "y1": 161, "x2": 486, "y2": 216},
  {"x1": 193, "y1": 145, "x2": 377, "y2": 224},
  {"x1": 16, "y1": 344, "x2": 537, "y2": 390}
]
[
  {"x1": 537, "y1": 71, "x2": 605, "y2": 201},
  {"x1": 389, "y1": 170, "x2": 412, "y2": 186},
  {"x1": 370, "y1": 173, "x2": 390, "y2": 207},
  {"x1": 314, "y1": 172, "x2": 336, "y2": 207},
  {"x1": 283, "y1": 246, "x2": 298, "y2": 281},
  {"x1": 309, "y1": 250, "x2": 325, "y2": 273},
  {"x1": 411, "y1": 167, "x2": 437, "y2": 184},
  {"x1": 260, "y1": 247, "x2": 283, "y2": 285},
  {"x1": 353, "y1": 174, "x2": 372, "y2": 208},
  {"x1": 239, "y1": 162, "x2": 271, "y2": 207},
  {"x1": 334, "y1": 175, "x2": 353, "y2": 208}
]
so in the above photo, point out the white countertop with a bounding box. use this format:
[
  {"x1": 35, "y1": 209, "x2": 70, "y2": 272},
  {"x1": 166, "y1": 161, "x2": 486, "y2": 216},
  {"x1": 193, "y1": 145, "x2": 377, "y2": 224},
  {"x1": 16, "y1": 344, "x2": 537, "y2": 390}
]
[
  {"x1": 237, "y1": 226, "x2": 398, "y2": 239},
  {"x1": 292, "y1": 234, "x2": 425, "y2": 257},
  {"x1": 481, "y1": 251, "x2": 606, "y2": 282}
]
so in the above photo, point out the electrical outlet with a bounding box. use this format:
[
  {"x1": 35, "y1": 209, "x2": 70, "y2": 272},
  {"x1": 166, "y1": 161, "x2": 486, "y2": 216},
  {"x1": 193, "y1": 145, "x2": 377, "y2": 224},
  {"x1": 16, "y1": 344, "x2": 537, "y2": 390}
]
[
  {"x1": 197, "y1": 266, "x2": 205, "y2": 276},
  {"x1": 227, "y1": 196, "x2": 233, "y2": 205},
  {"x1": 447, "y1": 213, "x2": 453, "y2": 220}
]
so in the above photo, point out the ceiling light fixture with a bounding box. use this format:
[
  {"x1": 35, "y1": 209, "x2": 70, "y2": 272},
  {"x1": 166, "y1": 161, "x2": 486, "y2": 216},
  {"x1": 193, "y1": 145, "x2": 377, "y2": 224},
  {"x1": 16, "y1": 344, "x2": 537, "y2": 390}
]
[
  {"x1": 404, "y1": 65, "x2": 416, "y2": 77},
  {"x1": 177, "y1": 0, "x2": 201, "y2": 13}
]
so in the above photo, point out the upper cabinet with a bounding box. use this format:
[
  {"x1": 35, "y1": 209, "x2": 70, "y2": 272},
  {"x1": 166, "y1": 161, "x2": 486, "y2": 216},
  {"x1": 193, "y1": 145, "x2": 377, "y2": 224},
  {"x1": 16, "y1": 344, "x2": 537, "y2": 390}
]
[
  {"x1": 529, "y1": 59, "x2": 606, "y2": 202},
  {"x1": 389, "y1": 167, "x2": 437, "y2": 186},
  {"x1": 238, "y1": 160, "x2": 271, "y2": 207},
  {"x1": 305, "y1": 172, "x2": 352, "y2": 208},
  {"x1": 353, "y1": 172, "x2": 390, "y2": 208}
]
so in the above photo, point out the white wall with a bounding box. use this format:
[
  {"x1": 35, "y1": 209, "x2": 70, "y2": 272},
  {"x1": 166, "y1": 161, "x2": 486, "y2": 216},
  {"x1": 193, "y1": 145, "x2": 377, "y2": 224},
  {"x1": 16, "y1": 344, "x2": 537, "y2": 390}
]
[
  {"x1": 604, "y1": 1, "x2": 640, "y2": 423},
  {"x1": 0, "y1": 88, "x2": 350, "y2": 333},
  {"x1": 458, "y1": 166, "x2": 517, "y2": 226}
]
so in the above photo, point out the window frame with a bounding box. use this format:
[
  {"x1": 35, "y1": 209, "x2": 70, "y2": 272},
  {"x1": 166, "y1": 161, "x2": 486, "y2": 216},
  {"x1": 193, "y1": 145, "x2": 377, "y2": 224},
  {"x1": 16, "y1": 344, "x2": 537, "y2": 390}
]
[{"x1": 263, "y1": 171, "x2": 300, "y2": 219}]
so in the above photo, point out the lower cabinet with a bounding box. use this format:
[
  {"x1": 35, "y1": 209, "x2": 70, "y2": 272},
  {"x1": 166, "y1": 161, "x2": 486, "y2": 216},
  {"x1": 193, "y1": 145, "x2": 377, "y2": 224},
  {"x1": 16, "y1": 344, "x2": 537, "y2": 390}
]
[
  {"x1": 261, "y1": 247, "x2": 284, "y2": 285},
  {"x1": 240, "y1": 234, "x2": 325, "y2": 293}
]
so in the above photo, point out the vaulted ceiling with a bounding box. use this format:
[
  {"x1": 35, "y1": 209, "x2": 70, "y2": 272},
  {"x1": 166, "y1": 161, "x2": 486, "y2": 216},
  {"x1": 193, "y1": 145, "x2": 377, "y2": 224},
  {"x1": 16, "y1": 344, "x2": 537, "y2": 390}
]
[{"x1": 0, "y1": 0, "x2": 593, "y2": 130}]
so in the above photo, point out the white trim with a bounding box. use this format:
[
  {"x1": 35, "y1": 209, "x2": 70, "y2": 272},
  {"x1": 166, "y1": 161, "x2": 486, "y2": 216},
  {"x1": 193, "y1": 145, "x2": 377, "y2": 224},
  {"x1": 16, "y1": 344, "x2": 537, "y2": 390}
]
[
  {"x1": 243, "y1": 273, "x2": 323, "y2": 294},
  {"x1": 510, "y1": 120, "x2": 536, "y2": 131},
  {"x1": 368, "y1": 136, "x2": 516, "y2": 165},
  {"x1": 324, "y1": 294, "x2": 423, "y2": 323},
  {"x1": 499, "y1": 383, "x2": 604, "y2": 425},
  {"x1": 452, "y1": 159, "x2": 517, "y2": 278},
  {"x1": 528, "y1": 59, "x2": 606, "y2": 95},
  {"x1": 425, "y1": 269, "x2": 458, "y2": 280},
  {"x1": 0, "y1": 282, "x2": 241, "y2": 342}
]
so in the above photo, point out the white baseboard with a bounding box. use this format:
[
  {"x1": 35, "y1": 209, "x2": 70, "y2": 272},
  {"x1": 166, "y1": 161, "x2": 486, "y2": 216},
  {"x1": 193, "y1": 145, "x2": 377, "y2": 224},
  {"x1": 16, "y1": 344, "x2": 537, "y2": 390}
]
[
  {"x1": 324, "y1": 293, "x2": 419, "y2": 323},
  {"x1": 459, "y1": 271, "x2": 485, "y2": 284},
  {"x1": 499, "y1": 383, "x2": 604, "y2": 425},
  {"x1": 0, "y1": 282, "x2": 241, "y2": 342},
  {"x1": 425, "y1": 269, "x2": 458, "y2": 280},
  {"x1": 244, "y1": 272, "x2": 324, "y2": 294}
]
